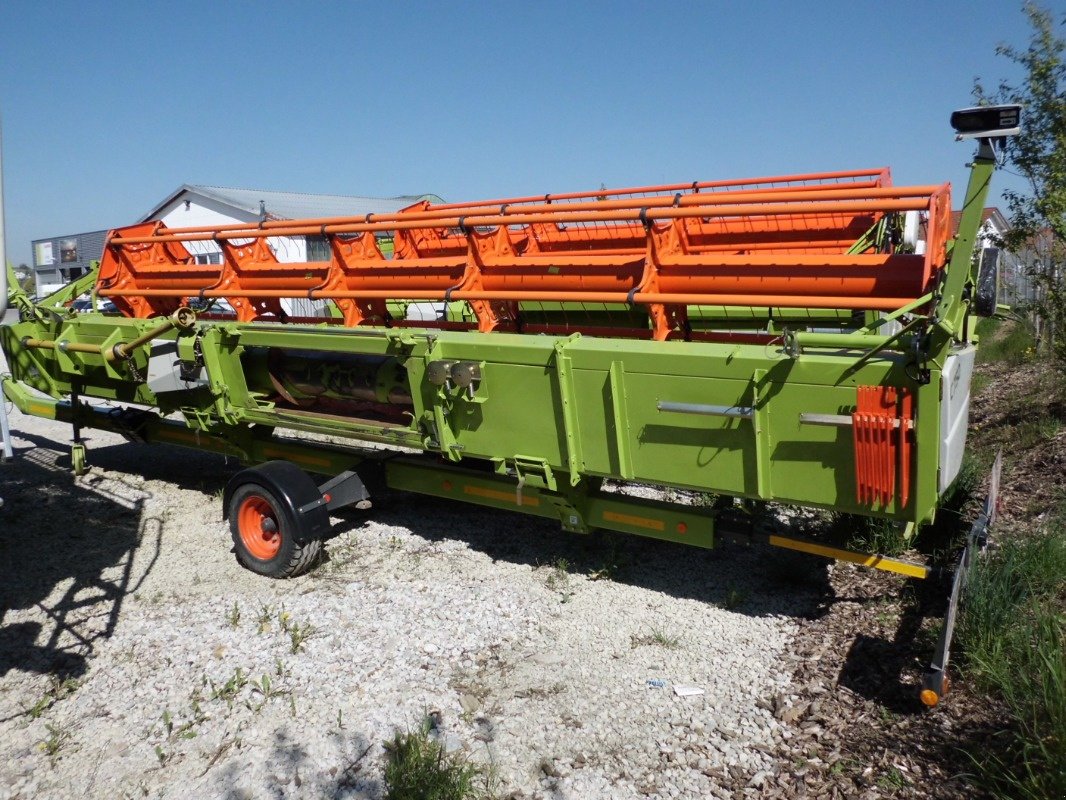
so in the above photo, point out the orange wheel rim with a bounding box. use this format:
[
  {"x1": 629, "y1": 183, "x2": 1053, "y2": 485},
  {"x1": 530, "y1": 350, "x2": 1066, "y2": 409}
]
[{"x1": 238, "y1": 496, "x2": 281, "y2": 560}]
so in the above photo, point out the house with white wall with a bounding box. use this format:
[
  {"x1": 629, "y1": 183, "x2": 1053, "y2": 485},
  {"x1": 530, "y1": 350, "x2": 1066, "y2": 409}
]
[
  {"x1": 32, "y1": 185, "x2": 442, "y2": 299},
  {"x1": 141, "y1": 185, "x2": 442, "y2": 263}
]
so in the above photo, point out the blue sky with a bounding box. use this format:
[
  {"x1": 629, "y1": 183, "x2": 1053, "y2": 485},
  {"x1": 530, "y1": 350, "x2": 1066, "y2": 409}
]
[{"x1": 0, "y1": 0, "x2": 1039, "y2": 266}]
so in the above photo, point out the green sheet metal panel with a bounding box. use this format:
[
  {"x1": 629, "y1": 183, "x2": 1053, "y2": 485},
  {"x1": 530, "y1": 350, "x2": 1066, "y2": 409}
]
[
  {"x1": 572, "y1": 366, "x2": 754, "y2": 494},
  {"x1": 442, "y1": 361, "x2": 569, "y2": 467}
]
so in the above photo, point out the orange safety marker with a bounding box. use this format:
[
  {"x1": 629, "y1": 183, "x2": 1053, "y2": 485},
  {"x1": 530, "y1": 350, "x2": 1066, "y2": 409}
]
[{"x1": 852, "y1": 386, "x2": 914, "y2": 508}]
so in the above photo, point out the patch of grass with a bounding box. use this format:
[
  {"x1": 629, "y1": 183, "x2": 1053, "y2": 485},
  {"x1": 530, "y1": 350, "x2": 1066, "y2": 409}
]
[
  {"x1": 40, "y1": 722, "x2": 71, "y2": 763},
  {"x1": 973, "y1": 316, "x2": 999, "y2": 338},
  {"x1": 1015, "y1": 414, "x2": 1063, "y2": 450},
  {"x1": 255, "y1": 603, "x2": 274, "y2": 634},
  {"x1": 209, "y1": 667, "x2": 249, "y2": 708},
  {"x1": 286, "y1": 620, "x2": 317, "y2": 654},
  {"x1": 943, "y1": 450, "x2": 983, "y2": 511},
  {"x1": 876, "y1": 765, "x2": 908, "y2": 790},
  {"x1": 839, "y1": 514, "x2": 908, "y2": 557},
  {"x1": 226, "y1": 601, "x2": 241, "y2": 628},
  {"x1": 630, "y1": 626, "x2": 681, "y2": 649},
  {"x1": 957, "y1": 517, "x2": 1066, "y2": 800},
  {"x1": 976, "y1": 318, "x2": 1037, "y2": 366},
  {"x1": 25, "y1": 675, "x2": 81, "y2": 720},
  {"x1": 544, "y1": 557, "x2": 574, "y2": 602},
  {"x1": 721, "y1": 584, "x2": 747, "y2": 611},
  {"x1": 384, "y1": 717, "x2": 492, "y2": 800},
  {"x1": 970, "y1": 370, "x2": 992, "y2": 396}
]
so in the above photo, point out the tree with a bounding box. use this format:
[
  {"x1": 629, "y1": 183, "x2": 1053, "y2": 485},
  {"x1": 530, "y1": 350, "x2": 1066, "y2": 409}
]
[
  {"x1": 16, "y1": 263, "x2": 34, "y2": 293},
  {"x1": 975, "y1": 3, "x2": 1066, "y2": 362}
]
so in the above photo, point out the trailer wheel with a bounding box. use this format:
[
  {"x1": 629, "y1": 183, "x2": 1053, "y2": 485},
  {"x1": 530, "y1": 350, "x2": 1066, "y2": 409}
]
[{"x1": 228, "y1": 483, "x2": 322, "y2": 578}]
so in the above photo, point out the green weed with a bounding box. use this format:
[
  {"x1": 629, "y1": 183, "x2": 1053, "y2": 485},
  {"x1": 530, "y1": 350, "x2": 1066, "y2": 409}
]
[
  {"x1": 287, "y1": 621, "x2": 317, "y2": 654},
  {"x1": 876, "y1": 766, "x2": 908, "y2": 790},
  {"x1": 722, "y1": 584, "x2": 748, "y2": 611},
  {"x1": 256, "y1": 603, "x2": 274, "y2": 634},
  {"x1": 544, "y1": 558, "x2": 574, "y2": 602},
  {"x1": 25, "y1": 675, "x2": 81, "y2": 720},
  {"x1": 209, "y1": 667, "x2": 249, "y2": 708},
  {"x1": 226, "y1": 601, "x2": 241, "y2": 628},
  {"x1": 630, "y1": 626, "x2": 681, "y2": 649},
  {"x1": 841, "y1": 515, "x2": 908, "y2": 557},
  {"x1": 40, "y1": 722, "x2": 71, "y2": 762},
  {"x1": 589, "y1": 535, "x2": 627, "y2": 582},
  {"x1": 383, "y1": 717, "x2": 492, "y2": 800}
]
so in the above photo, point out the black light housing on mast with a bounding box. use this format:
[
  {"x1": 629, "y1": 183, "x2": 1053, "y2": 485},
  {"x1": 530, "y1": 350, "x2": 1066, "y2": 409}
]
[{"x1": 950, "y1": 105, "x2": 1022, "y2": 140}]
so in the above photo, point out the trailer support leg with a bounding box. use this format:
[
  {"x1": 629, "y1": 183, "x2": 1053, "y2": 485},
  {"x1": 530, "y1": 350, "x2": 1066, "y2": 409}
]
[
  {"x1": 69, "y1": 382, "x2": 87, "y2": 476},
  {"x1": 920, "y1": 450, "x2": 1001, "y2": 707}
]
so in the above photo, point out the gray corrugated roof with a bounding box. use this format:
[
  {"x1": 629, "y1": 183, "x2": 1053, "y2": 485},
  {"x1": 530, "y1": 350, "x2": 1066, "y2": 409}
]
[{"x1": 142, "y1": 184, "x2": 444, "y2": 222}]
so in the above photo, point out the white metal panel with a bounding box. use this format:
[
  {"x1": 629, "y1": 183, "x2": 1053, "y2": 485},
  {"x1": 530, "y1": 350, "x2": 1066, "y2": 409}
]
[
  {"x1": 938, "y1": 345, "x2": 976, "y2": 493},
  {"x1": 153, "y1": 194, "x2": 307, "y2": 263}
]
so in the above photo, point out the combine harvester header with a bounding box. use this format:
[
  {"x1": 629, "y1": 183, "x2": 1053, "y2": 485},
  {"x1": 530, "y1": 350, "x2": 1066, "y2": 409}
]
[
  {"x1": 1, "y1": 105, "x2": 1021, "y2": 704},
  {"x1": 95, "y1": 167, "x2": 951, "y2": 335}
]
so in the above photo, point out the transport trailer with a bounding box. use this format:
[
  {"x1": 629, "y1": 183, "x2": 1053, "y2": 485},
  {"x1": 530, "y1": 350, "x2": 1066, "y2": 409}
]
[{"x1": 0, "y1": 106, "x2": 1020, "y2": 703}]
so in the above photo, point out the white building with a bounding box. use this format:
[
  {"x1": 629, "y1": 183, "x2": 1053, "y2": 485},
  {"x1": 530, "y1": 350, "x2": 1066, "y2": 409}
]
[
  {"x1": 142, "y1": 184, "x2": 442, "y2": 264},
  {"x1": 32, "y1": 184, "x2": 441, "y2": 304}
]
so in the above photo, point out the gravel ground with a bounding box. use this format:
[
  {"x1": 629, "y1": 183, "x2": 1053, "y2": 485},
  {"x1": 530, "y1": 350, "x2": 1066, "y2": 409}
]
[{"x1": 0, "y1": 354, "x2": 823, "y2": 799}]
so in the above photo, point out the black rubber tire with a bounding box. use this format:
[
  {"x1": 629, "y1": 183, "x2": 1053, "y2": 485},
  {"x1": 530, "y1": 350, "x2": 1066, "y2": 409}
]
[
  {"x1": 228, "y1": 482, "x2": 321, "y2": 578},
  {"x1": 974, "y1": 247, "x2": 1000, "y2": 318}
]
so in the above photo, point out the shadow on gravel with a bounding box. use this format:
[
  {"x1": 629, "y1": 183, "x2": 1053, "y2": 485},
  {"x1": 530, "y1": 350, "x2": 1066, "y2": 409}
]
[
  {"x1": 2, "y1": 427, "x2": 949, "y2": 714},
  {"x1": 332, "y1": 484, "x2": 838, "y2": 623},
  {"x1": 215, "y1": 728, "x2": 381, "y2": 799},
  {"x1": 0, "y1": 435, "x2": 165, "y2": 685}
]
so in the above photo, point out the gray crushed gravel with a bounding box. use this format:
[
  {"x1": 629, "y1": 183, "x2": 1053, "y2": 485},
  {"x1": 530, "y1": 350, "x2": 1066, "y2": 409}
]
[{"x1": 0, "y1": 370, "x2": 813, "y2": 799}]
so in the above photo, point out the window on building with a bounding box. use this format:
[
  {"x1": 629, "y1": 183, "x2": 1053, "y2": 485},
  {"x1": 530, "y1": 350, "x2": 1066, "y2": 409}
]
[
  {"x1": 194, "y1": 252, "x2": 222, "y2": 265},
  {"x1": 60, "y1": 239, "x2": 78, "y2": 263},
  {"x1": 305, "y1": 235, "x2": 331, "y2": 262}
]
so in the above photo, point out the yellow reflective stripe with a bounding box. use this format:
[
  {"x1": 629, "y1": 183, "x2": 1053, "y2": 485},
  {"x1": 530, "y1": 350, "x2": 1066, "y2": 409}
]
[
  {"x1": 463, "y1": 485, "x2": 539, "y2": 507},
  {"x1": 27, "y1": 402, "x2": 56, "y2": 418},
  {"x1": 602, "y1": 510, "x2": 666, "y2": 531},
  {"x1": 768, "y1": 534, "x2": 929, "y2": 579}
]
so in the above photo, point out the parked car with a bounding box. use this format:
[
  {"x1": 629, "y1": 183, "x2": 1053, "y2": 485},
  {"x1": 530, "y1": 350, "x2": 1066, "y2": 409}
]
[{"x1": 70, "y1": 297, "x2": 119, "y2": 314}]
